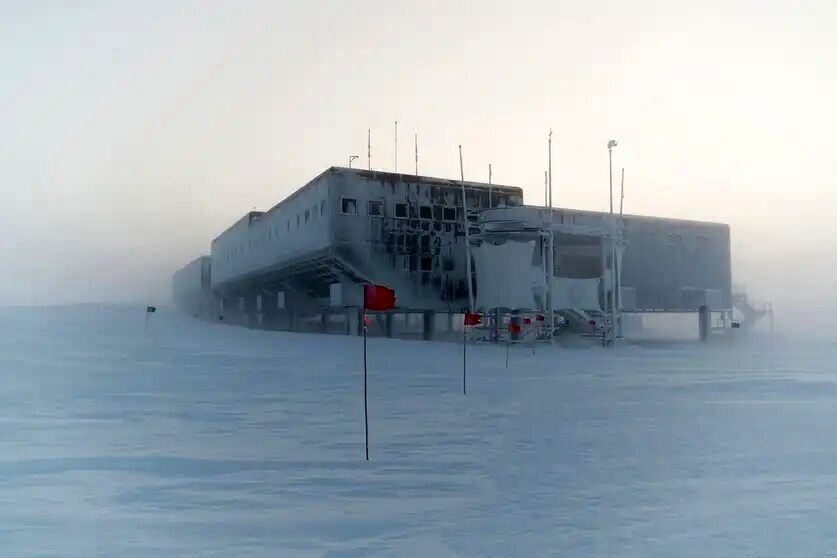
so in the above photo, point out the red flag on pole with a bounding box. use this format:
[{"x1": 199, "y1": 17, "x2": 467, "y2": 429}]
[
  {"x1": 463, "y1": 312, "x2": 482, "y2": 326},
  {"x1": 523, "y1": 317, "x2": 532, "y2": 325},
  {"x1": 363, "y1": 284, "x2": 396, "y2": 311},
  {"x1": 360, "y1": 284, "x2": 395, "y2": 462},
  {"x1": 535, "y1": 314, "x2": 545, "y2": 322},
  {"x1": 509, "y1": 322, "x2": 522, "y2": 334}
]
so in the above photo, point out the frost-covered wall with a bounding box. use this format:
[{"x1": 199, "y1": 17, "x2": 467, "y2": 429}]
[
  {"x1": 327, "y1": 169, "x2": 522, "y2": 310},
  {"x1": 472, "y1": 206, "x2": 731, "y2": 313},
  {"x1": 209, "y1": 174, "x2": 332, "y2": 290},
  {"x1": 204, "y1": 167, "x2": 522, "y2": 312},
  {"x1": 620, "y1": 216, "x2": 731, "y2": 310},
  {"x1": 172, "y1": 255, "x2": 212, "y2": 316}
]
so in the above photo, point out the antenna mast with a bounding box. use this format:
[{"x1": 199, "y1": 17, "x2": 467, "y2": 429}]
[
  {"x1": 488, "y1": 163, "x2": 493, "y2": 206},
  {"x1": 619, "y1": 167, "x2": 625, "y2": 215},
  {"x1": 415, "y1": 133, "x2": 418, "y2": 175}
]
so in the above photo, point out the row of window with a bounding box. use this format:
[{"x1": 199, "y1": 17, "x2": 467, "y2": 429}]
[
  {"x1": 218, "y1": 200, "x2": 328, "y2": 265},
  {"x1": 340, "y1": 197, "x2": 460, "y2": 222},
  {"x1": 218, "y1": 197, "x2": 466, "y2": 266}
]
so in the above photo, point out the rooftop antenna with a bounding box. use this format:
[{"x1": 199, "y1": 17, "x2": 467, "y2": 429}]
[
  {"x1": 415, "y1": 133, "x2": 418, "y2": 175},
  {"x1": 367, "y1": 129, "x2": 371, "y2": 170},
  {"x1": 459, "y1": 145, "x2": 474, "y2": 312},
  {"x1": 619, "y1": 167, "x2": 625, "y2": 215},
  {"x1": 544, "y1": 170, "x2": 547, "y2": 206},
  {"x1": 488, "y1": 163, "x2": 493, "y2": 206},
  {"x1": 394, "y1": 121, "x2": 398, "y2": 173},
  {"x1": 348, "y1": 155, "x2": 358, "y2": 168}
]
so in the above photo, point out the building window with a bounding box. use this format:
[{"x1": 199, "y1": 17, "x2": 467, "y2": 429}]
[
  {"x1": 297, "y1": 215, "x2": 300, "y2": 228},
  {"x1": 419, "y1": 205, "x2": 432, "y2": 220},
  {"x1": 433, "y1": 205, "x2": 443, "y2": 220},
  {"x1": 320, "y1": 200, "x2": 327, "y2": 216},
  {"x1": 368, "y1": 200, "x2": 383, "y2": 216},
  {"x1": 395, "y1": 203, "x2": 408, "y2": 218},
  {"x1": 443, "y1": 207, "x2": 457, "y2": 221},
  {"x1": 341, "y1": 197, "x2": 358, "y2": 215},
  {"x1": 420, "y1": 256, "x2": 433, "y2": 271},
  {"x1": 287, "y1": 220, "x2": 290, "y2": 231},
  {"x1": 305, "y1": 209, "x2": 310, "y2": 223}
]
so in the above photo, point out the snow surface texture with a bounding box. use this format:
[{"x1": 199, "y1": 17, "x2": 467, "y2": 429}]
[{"x1": 1, "y1": 306, "x2": 834, "y2": 557}]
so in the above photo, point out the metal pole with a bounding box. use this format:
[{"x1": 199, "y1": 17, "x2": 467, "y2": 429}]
[
  {"x1": 607, "y1": 140, "x2": 618, "y2": 346},
  {"x1": 367, "y1": 129, "x2": 371, "y2": 170},
  {"x1": 459, "y1": 145, "x2": 475, "y2": 312},
  {"x1": 488, "y1": 163, "x2": 493, "y2": 207},
  {"x1": 363, "y1": 320, "x2": 369, "y2": 460},
  {"x1": 548, "y1": 130, "x2": 554, "y2": 338},
  {"x1": 544, "y1": 170, "x2": 547, "y2": 207},
  {"x1": 463, "y1": 326, "x2": 467, "y2": 395},
  {"x1": 505, "y1": 331, "x2": 510, "y2": 369},
  {"x1": 609, "y1": 147, "x2": 614, "y2": 214},
  {"x1": 619, "y1": 167, "x2": 625, "y2": 215}
]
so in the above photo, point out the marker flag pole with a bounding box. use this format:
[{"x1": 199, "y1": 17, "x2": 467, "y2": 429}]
[
  {"x1": 363, "y1": 316, "x2": 369, "y2": 460},
  {"x1": 462, "y1": 312, "x2": 481, "y2": 395},
  {"x1": 506, "y1": 321, "x2": 521, "y2": 370},
  {"x1": 145, "y1": 305, "x2": 156, "y2": 333},
  {"x1": 505, "y1": 333, "x2": 510, "y2": 370},
  {"x1": 361, "y1": 284, "x2": 396, "y2": 460},
  {"x1": 463, "y1": 326, "x2": 467, "y2": 395}
]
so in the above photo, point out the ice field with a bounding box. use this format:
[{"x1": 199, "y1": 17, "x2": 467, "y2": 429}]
[{"x1": 1, "y1": 305, "x2": 835, "y2": 557}]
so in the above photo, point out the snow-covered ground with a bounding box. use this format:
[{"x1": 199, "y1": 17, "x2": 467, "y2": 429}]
[{"x1": 1, "y1": 305, "x2": 835, "y2": 557}]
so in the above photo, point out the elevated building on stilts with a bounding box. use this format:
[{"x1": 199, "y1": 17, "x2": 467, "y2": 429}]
[{"x1": 172, "y1": 166, "x2": 732, "y2": 342}]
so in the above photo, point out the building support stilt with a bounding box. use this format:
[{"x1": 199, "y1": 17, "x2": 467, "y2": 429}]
[
  {"x1": 422, "y1": 311, "x2": 435, "y2": 341},
  {"x1": 699, "y1": 305, "x2": 710, "y2": 342}
]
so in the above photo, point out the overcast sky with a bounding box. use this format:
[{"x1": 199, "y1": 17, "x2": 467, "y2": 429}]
[{"x1": 2, "y1": 0, "x2": 835, "y2": 315}]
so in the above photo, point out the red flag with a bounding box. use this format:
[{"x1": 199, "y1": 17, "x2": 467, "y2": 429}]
[
  {"x1": 363, "y1": 314, "x2": 373, "y2": 326},
  {"x1": 508, "y1": 322, "x2": 522, "y2": 334},
  {"x1": 535, "y1": 314, "x2": 545, "y2": 322},
  {"x1": 523, "y1": 317, "x2": 531, "y2": 325},
  {"x1": 363, "y1": 284, "x2": 396, "y2": 311},
  {"x1": 463, "y1": 312, "x2": 482, "y2": 326}
]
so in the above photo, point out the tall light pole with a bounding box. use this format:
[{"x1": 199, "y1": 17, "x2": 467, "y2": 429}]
[
  {"x1": 348, "y1": 155, "x2": 358, "y2": 168},
  {"x1": 607, "y1": 139, "x2": 618, "y2": 346}
]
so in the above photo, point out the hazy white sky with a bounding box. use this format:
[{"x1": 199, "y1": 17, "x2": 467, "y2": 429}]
[{"x1": 2, "y1": 0, "x2": 835, "y2": 313}]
